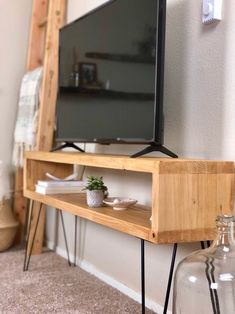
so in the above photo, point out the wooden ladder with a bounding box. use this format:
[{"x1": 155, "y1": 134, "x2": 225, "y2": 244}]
[{"x1": 14, "y1": 0, "x2": 67, "y2": 253}]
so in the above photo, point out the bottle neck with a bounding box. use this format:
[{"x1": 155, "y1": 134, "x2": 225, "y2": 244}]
[{"x1": 211, "y1": 221, "x2": 235, "y2": 250}]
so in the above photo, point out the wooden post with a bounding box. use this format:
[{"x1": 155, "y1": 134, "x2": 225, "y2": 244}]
[
  {"x1": 26, "y1": 0, "x2": 49, "y2": 70},
  {"x1": 28, "y1": 0, "x2": 67, "y2": 254},
  {"x1": 13, "y1": 0, "x2": 67, "y2": 252},
  {"x1": 13, "y1": 0, "x2": 50, "y2": 243},
  {"x1": 36, "y1": 0, "x2": 67, "y2": 151}
]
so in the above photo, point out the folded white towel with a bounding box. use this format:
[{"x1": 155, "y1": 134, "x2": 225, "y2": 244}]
[{"x1": 12, "y1": 67, "x2": 43, "y2": 167}]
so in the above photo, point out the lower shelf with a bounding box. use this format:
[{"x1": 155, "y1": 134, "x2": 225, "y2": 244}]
[
  {"x1": 24, "y1": 190, "x2": 152, "y2": 242},
  {"x1": 24, "y1": 190, "x2": 218, "y2": 244}
]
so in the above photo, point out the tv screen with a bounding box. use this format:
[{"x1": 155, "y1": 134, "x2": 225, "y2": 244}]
[{"x1": 56, "y1": 0, "x2": 171, "y2": 157}]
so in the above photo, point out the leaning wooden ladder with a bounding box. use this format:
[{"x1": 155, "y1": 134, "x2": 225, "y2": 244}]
[{"x1": 14, "y1": 0, "x2": 67, "y2": 253}]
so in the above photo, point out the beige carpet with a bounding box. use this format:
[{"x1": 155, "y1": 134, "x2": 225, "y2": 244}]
[{"x1": 0, "y1": 248, "x2": 155, "y2": 314}]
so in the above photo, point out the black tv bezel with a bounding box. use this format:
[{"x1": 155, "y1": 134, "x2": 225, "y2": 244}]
[{"x1": 56, "y1": 0, "x2": 167, "y2": 146}]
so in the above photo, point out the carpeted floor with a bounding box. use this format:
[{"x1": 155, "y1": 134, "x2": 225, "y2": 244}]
[{"x1": 0, "y1": 248, "x2": 155, "y2": 314}]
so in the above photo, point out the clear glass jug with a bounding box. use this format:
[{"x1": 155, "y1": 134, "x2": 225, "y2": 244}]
[{"x1": 173, "y1": 215, "x2": 235, "y2": 314}]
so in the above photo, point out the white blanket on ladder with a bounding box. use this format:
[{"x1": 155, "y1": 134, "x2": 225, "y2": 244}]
[{"x1": 12, "y1": 67, "x2": 43, "y2": 168}]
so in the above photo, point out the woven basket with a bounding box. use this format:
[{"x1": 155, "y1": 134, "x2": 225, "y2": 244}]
[{"x1": 0, "y1": 198, "x2": 18, "y2": 251}]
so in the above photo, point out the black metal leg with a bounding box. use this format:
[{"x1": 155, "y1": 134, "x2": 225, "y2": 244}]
[
  {"x1": 200, "y1": 241, "x2": 211, "y2": 249},
  {"x1": 163, "y1": 243, "x2": 178, "y2": 314},
  {"x1": 22, "y1": 199, "x2": 30, "y2": 245},
  {"x1": 141, "y1": 239, "x2": 145, "y2": 314},
  {"x1": 23, "y1": 200, "x2": 34, "y2": 271},
  {"x1": 59, "y1": 210, "x2": 71, "y2": 266},
  {"x1": 74, "y1": 216, "x2": 78, "y2": 266},
  {"x1": 201, "y1": 241, "x2": 205, "y2": 249},
  {"x1": 24, "y1": 202, "x2": 43, "y2": 271}
]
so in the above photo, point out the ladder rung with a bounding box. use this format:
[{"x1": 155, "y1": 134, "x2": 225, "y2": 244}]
[{"x1": 38, "y1": 17, "x2": 48, "y2": 28}]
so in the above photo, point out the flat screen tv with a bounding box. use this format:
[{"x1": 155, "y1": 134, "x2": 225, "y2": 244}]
[{"x1": 55, "y1": 0, "x2": 176, "y2": 157}]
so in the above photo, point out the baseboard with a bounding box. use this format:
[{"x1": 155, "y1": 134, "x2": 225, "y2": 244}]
[{"x1": 46, "y1": 240, "x2": 171, "y2": 314}]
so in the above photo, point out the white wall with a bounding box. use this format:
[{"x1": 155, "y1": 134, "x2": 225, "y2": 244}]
[
  {"x1": 164, "y1": 0, "x2": 235, "y2": 161},
  {"x1": 0, "y1": 0, "x2": 32, "y2": 190},
  {"x1": 47, "y1": 0, "x2": 235, "y2": 312}
]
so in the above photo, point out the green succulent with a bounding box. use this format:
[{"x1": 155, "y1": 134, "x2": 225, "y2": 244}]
[{"x1": 84, "y1": 176, "x2": 107, "y2": 191}]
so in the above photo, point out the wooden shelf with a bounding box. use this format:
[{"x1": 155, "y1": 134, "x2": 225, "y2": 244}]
[
  {"x1": 24, "y1": 151, "x2": 234, "y2": 244},
  {"x1": 24, "y1": 190, "x2": 152, "y2": 241},
  {"x1": 59, "y1": 86, "x2": 154, "y2": 101},
  {"x1": 85, "y1": 52, "x2": 155, "y2": 64}
]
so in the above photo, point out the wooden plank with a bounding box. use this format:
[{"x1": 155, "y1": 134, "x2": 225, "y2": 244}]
[
  {"x1": 27, "y1": 0, "x2": 49, "y2": 70},
  {"x1": 23, "y1": 190, "x2": 221, "y2": 244},
  {"x1": 24, "y1": 151, "x2": 234, "y2": 174},
  {"x1": 24, "y1": 159, "x2": 73, "y2": 191},
  {"x1": 24, "y1": 191, "x2": 152, "y2": 242},
  {"x1": 151, "y1": 172, "x2": 160, "y2": 240},
  {"x1": 25, "y1": 151, "x2": 161, "y2": 173},
  {"x1": 151, "y1": 173, "x2": 234, "y2": 241},
  {"x1": 36, "y1": 1, "x2": 67, "y2": 151},
  {"x1": 13, "y1": 0, "x2": 50, "y2": 243},
  {"x1": 28, "y1": 0, "x2": 67, "y2": 254},
  {"x1": 158, "y1": 160, "x2": 234, "y2": 174},
  {"x1": 14, "y1": 0, "x2": 67, "y2": 249},
  {"x1": 155, "y1": 228, "x2": 217, "y2": 244},
  {"x1": 13, "y1": 0, "x2": 49, "y2": 243}
]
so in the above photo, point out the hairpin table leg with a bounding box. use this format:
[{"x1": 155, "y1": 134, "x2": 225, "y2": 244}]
[
  {"x1": 163, "y1": 243, "x2": 178, "y2": 314},
  {"x1": 141, "y1": 239, "x2": 145, "y2": 314},
  {"x1": 59, "y1": 210, "x2": 71, "y2": 266},
  {"x1": 201, "y1": 241, "x2": 211, "y2": 250},
  {"x1": 23, "y1": 202, "x2": 43, "y2": 271},
  {"x1": 23, "y1": 200, "x2": 34, "y2": 271},
  {"x1": 74, "y1": 216, "x2": 78, "y2": 266}
]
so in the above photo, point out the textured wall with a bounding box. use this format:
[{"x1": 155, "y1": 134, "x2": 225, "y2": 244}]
[
  {"x1": 0, "y1": 1, "x2": 32, "y2": 169},
  {"x1": 45, "y1": 0, "x2": 235, "y2": 312}
]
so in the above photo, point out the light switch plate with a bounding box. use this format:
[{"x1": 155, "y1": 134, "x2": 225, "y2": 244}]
[{"x1": 202, "y1": 0, "x2": 223, "y2": 24}]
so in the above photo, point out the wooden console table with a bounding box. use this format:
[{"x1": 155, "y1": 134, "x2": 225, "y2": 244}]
[
  {"x1": 24, "y1": 151, "x2": 234, "y2": 243},
  {"x1": 23, "y1": 151, "x2": 234, "y2": 313}
]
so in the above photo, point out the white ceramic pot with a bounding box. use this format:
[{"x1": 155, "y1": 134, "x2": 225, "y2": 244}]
[{"x1": 86, "y1": 190, "x2": 105, "y2": 208}]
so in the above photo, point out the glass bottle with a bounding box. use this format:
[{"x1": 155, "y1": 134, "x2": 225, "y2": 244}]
[{"x1": 173, "y1": 215, "x2": 235, "y2": 314}]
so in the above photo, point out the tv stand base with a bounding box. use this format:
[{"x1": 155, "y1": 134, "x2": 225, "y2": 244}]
[
  {"x1": 51, "y1": 141, "x2": 85, "y2": 153},
  {"x1": 131, "y1": 144, "x2": 177, "y2": 158}
]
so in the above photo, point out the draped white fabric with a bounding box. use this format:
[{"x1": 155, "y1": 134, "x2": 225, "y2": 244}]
[{"x1": 12, "y1": 67, "x2": 43, "y2": 167}]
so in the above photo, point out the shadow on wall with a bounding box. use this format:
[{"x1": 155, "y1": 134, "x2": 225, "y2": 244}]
[{"x1": 164, "y1": 0, "x2": 227, "y2": 159}]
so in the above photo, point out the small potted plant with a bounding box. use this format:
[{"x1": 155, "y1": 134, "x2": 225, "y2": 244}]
[{"x1": 84, "y1": 176, "x2": 108, "y2": 208}]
